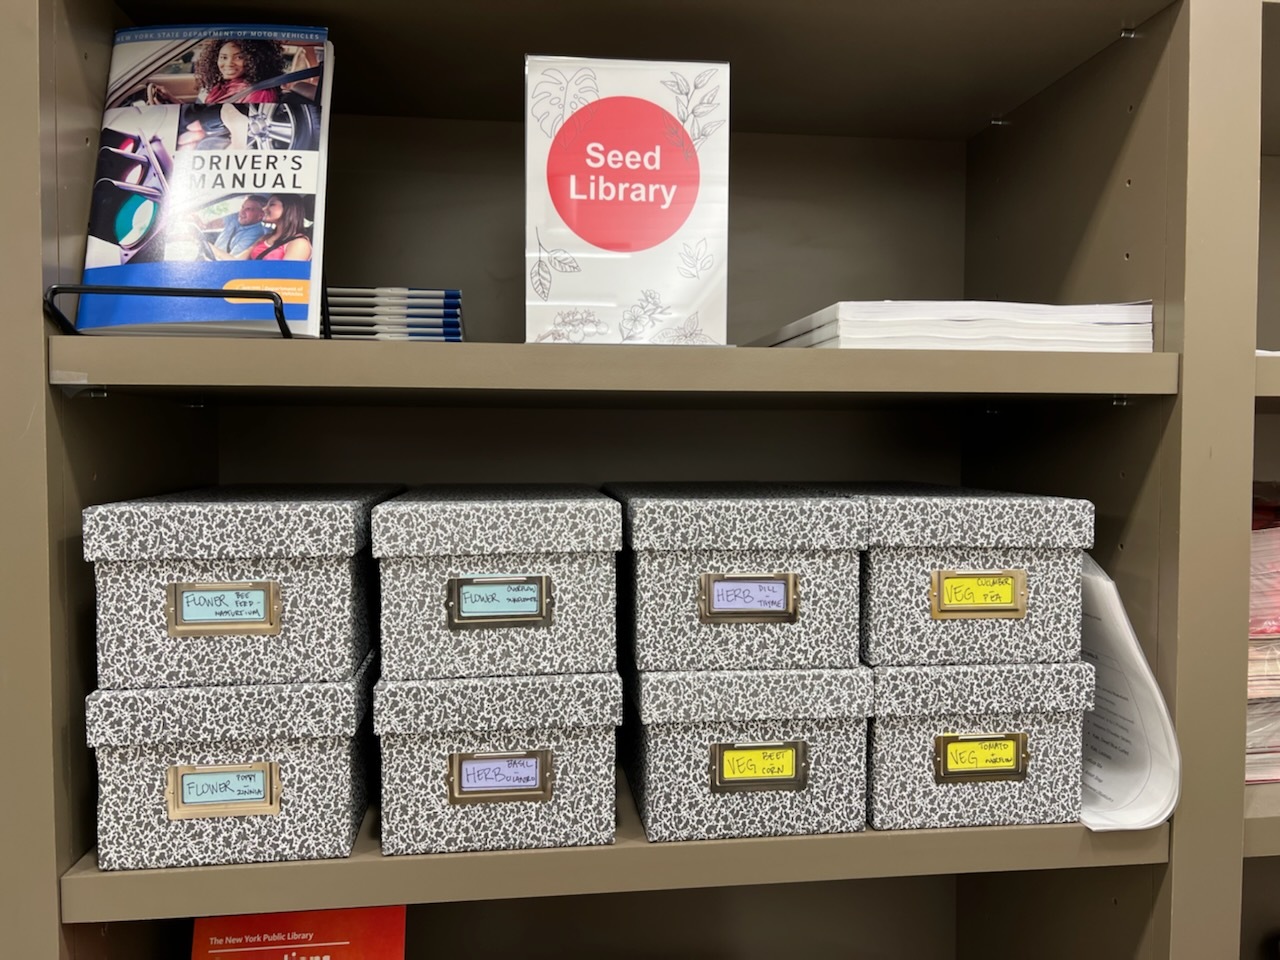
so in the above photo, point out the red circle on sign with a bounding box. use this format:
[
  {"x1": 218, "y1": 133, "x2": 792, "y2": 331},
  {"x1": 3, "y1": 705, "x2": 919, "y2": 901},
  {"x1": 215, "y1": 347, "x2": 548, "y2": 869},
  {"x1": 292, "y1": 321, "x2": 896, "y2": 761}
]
[{"x1": 546, "y1": 96, "x2": 700, "y2": 253}]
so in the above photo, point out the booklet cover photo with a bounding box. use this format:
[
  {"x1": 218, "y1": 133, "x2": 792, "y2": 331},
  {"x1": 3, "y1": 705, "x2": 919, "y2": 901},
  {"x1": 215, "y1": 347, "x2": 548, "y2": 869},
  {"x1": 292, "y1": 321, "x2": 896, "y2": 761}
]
[{"x1": 78, "y1": 24, "x2": 333, "y2": 336}]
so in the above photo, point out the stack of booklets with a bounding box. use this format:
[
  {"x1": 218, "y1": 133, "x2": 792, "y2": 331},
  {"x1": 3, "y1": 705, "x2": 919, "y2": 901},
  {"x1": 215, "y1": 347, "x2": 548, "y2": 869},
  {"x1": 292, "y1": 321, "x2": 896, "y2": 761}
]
[
  {"x1": 1249, "y1": 483, "x2": 1280, "y2": 782},
  {"x1": 326, "y1": 286, "x2": 463, "y2": 342},
  {"x1": 746, "y1": 301, "x2": 1153, "y2": 352}
]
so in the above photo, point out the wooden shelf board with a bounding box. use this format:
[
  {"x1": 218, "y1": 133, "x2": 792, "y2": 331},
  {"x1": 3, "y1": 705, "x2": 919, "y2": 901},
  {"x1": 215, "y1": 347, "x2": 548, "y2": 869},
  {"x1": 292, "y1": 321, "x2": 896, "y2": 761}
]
[
  {"x1": 62, "y1": 773, "x2": 1170, "y2": 924},
  {"x1": 48, "y1": 338, "x2": 1180, "y2": 406},
  {"x1": 1244, "y1": 782, "x2": 1280, "y2": 857}
]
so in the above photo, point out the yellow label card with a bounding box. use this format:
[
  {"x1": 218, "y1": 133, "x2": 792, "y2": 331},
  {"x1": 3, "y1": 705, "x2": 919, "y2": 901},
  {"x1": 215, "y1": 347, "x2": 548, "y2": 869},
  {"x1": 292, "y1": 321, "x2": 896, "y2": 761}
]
[
  {"x1": 941, "y1": 575, "x2": 1015, "y2": 607},
  {"x1": 945, "y1": 737, "x2": 1020, "y2": 772},
  {"x1": 721, "y1": 746, "x2": 796, "y2": 781}
]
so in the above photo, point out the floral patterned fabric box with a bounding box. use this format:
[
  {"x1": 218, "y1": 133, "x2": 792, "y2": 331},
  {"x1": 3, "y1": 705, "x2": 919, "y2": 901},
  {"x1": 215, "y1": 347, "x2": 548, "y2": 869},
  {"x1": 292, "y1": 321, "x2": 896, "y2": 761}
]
[
  {"x1": 86, "y1": 653, "x2": 372, "y2": 871},
  {"x1": 372, "y1": 486, "x2": 621, "y2": 680},
  {"x1": 525, "y1": 56, "x2": 729, "y2": 346},
  {"x1": 606, "y1": 483, "x2": 867, "y2": 671},
  {"x1": 374, "y1": 673, "x2": 621, "y2": 854},
  {"x1": 868, "y1": 662, "x2": 1095, "y2": 830},
  {"x1": 83, "y1": 485, "x2": 399, "y2": 689},
  {"x1": 854, "y1": 486, "x2": 1095, "y2": 666},
  {"x1": 626, "y1": 667, "x2": 873, "y2": 842}
]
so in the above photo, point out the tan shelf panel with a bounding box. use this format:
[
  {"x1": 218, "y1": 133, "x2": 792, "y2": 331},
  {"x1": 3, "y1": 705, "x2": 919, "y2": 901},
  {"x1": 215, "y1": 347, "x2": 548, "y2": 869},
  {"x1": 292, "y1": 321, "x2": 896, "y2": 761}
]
[
  {"x1": 1244, "y1": 783, "x2": 1280, "y2": 857},
  {"x1": 62, "y1": 774, "x2": 1170, "y2": 924},
  {"x1": 1258, "y1": 355, "x2": 1280, "y2": 400},
  {"x1": 48, "y1": 338, "x2": 1180, "y2": 405}
]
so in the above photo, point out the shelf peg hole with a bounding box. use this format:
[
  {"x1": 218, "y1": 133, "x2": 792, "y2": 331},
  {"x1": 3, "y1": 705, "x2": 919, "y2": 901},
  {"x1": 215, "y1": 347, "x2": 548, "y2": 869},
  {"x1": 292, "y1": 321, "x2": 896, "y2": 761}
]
[
  {"x1": 1125, "y1": 178, "x2": 1132, "y2": 187},
  {"x1": 1124, "y1": 252, "x2": 1131, "y2": 261}
]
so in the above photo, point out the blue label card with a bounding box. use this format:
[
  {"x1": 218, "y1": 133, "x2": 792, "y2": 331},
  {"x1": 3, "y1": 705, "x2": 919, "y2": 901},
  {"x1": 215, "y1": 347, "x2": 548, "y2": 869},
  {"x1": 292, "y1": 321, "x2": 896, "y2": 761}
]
[
  {"x1": 458, "y1": 581, "x2": 542, "y2": 618},
  {"x1": 711, "y1": 579, "x2": 789, "y2": 613},
  {"x1": 459, "y1": 757, "x2": 542, "y2": 792},
  {"x1": 181, "y1": 588, "x2": 268, "y2": 624},
  {"x1": 181, "y1": 770, "x2": 267, "y2": 805}
]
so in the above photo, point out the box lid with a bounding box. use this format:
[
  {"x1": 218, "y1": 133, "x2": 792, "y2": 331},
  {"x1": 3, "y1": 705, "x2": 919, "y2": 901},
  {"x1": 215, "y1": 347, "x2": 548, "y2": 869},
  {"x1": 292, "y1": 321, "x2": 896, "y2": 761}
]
[
  {"x1": 373, "y1": 673, "x2": 622, "y2": 734},
  {"x1": 83, "y1": 485, "x2": 402, "y2": 561},
  {"x1": 848, "y1": 484, "x2": 1094, "y2": 548},
  {"x1": 604, "y1": 482, "x2": 867, "y2": 551},
  {"x1": 372, "y1": 485, "x2": 621, "y2": 557},
  {"x1": 635, "y1": 668, "x2": 873, "y2": 724},
  {"x1": 873, "y1": 662, "x2": 1096, "y2": 717},
  {"x1": 86, "y1": 653, "x2": 373, "y2": 747}
]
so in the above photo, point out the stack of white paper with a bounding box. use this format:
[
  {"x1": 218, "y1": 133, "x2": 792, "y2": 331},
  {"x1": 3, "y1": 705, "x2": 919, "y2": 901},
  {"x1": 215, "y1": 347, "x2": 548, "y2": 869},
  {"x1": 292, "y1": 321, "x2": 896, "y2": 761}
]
[
  {"x1": 1079, "y1": 555, "x2": 1180, "y2": 831},
  {"x1": 746, "y1": 300, "x2": 1153, "y2": 353},
  {"x1": 326, "y1": 286, "x2": 464, "y2": 342}
]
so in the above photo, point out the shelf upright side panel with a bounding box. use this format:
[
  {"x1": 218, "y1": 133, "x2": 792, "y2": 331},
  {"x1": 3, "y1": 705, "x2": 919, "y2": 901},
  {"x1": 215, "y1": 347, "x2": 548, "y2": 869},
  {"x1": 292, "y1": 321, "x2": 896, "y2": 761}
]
[
  {"x1": 962, "y1": 7, "x2": 1181, "y2": 957},
  {"x1": 7, "y1": 0, "x2": 64, "y2": 954},
  {"x1": 1152, "y1": 0, "x2": 1259, "y2": 956},
  {"x1": 964, "y1": 0, "x2": 1261, "y2": 956}
]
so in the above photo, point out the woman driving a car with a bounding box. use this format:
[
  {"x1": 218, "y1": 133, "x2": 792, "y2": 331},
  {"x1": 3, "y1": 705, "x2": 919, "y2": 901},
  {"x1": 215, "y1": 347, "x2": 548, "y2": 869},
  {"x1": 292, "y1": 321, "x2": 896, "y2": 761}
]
[{"x1": 150, "y1": 37, "x2": 287, "y2": 105}]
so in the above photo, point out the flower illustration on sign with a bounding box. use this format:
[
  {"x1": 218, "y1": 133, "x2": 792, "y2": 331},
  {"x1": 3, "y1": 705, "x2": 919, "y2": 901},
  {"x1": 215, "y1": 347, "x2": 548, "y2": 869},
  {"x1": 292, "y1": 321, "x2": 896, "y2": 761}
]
[
  {"x1": 652, "y1": 312, "x2": 718, "y2": 345},
  {"x1": 620, "y1": 288, "x2": 674, "y2": 342}
]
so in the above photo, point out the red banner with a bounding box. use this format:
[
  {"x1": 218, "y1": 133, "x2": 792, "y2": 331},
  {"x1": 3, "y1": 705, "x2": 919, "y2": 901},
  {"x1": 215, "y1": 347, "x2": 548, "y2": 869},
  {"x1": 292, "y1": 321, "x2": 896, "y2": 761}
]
[{"x1": 192, "y1": 905, "x2": 405, "y2": 959}]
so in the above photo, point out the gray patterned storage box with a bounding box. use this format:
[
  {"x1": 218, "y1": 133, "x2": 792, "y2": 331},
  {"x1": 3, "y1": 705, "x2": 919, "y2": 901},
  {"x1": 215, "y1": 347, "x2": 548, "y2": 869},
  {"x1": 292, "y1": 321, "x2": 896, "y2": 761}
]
[
  {"x1": 83, "y1": 485, "x2": 398, "y2": 688},
  {"x1": 868, "y1": 661, "x2": 1094, "y2": 830},
  {"x1": 374, "y1": 672, "x2": 621, "y2": 854},
  {"x1": 857, "y1": 488, "x2": 1094, "y2": 666},
  {"x1": 86, "y1": 653, "x2": 372, "y2": 871},
  {"x1": 606, "y1": 484, "x2": 867, "y2": 671},
  {"x1": 627, "y1": 667, "x2": 873, "y2": 842},
  {"x1": 373, "y1": 486, "x2": 621, "y2": 680}
]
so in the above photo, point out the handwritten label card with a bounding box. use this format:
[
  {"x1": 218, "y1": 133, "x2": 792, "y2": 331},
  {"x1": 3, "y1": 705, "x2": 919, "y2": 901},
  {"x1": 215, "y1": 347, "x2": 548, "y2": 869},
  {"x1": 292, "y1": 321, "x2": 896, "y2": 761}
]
[
  {"x1": 941, "y1": 575, "x2": 1015, "y2": 608},
  {"x1": 182, "y1": 769, "x2": 268, "y2": 805},
  {"x1": 458, "y1": 581, "x2": 542, "y2": 618},
  {"x1": 711, "y1": 579, "x2": 789, "y2": 613},
  {"x1": 459, "y1": 757, "x2": 542, "y2": 792},
  {"x1": 181, "y1": 588, "x2": 268, "y2": 624},
  {"x1": 721, "y1": 746, "x2": 796, "y2": 781},
  {"x1": 945, "y1": 738, "x2": 1019, "y2": 772},
  {"x1": 711, "y1": 740, "x2": 808, "y2": 793}
]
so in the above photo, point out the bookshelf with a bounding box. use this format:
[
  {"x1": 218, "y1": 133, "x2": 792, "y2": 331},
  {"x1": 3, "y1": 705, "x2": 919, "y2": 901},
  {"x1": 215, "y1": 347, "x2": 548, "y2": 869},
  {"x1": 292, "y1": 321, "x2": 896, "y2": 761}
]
[{"x1": 2, "y1": 0, "x2": 1263, "y2": 957}]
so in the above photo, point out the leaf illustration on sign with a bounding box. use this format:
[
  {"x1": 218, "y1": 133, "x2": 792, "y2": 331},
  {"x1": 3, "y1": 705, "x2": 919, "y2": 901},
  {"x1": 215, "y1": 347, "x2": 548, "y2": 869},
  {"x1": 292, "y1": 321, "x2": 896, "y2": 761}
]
[
  {"x1": 530, "y1": 259, "x2": 552, "y2": 301},
  {"x1": 678, "y1": 238, "x2": 713, "y2": 279},
  {"x1": 546, "y1": 248, "x2": 581, "y2": 274},
  {"x1": 653, "y1": 312, "x2": 718, "y2": 345},
  {"x1": 531, "y1": 68, "x2": 600, "y2": 138},
  {"x1": 662, "y1": 69, "x2": 724, "y2": 153},
  {"x1": 530, "y1": 229, "x2": 579, "y2": 302}
]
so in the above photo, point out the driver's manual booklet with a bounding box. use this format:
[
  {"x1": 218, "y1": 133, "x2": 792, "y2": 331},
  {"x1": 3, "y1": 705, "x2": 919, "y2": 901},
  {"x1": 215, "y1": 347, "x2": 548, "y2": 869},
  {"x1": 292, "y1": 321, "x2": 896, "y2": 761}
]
[
  {"x1": 77, "y1": 24, "x2": 332, "y2": 337},
  {"x1": 1080, "y1": 554, "x2": 1181, "y2": 831}
]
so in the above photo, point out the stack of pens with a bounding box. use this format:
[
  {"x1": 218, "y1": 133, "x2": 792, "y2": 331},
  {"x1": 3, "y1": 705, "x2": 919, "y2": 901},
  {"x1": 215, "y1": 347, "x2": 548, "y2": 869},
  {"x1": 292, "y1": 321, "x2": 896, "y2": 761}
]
[{"x1": 326, "y1": 286, "x2": 464, "y2": 342}]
